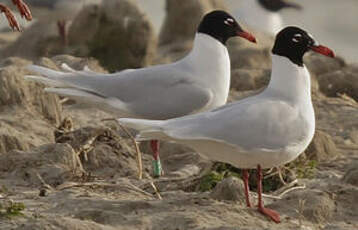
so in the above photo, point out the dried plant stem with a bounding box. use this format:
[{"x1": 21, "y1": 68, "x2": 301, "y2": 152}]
[
  {"x1": 71, "y1": 148, "x2": 86, "y2": 174},
  {"x1": 119, "y1": 123, "x2": 143, "y2": 180},
  {"x1": 277, "y1": 167, "x2": 287, "y2": 185},
  {"x1": 256, "y1": 180, "x2": 305, "y2": 200},
  {"x1": 102, "y1": 118, "x2": 143, "y2": 180},
  {"x1": 296, "y1": 199, "x2": 306, "y2": 227},
  {"x1": 57, "y1": 181, "x2": 154, "y2": 198},
  {"x1": 279, "y1": 184, "x2": 306, "y2": 198},
  {"x1": 150, "y1": 182, "x2": 162, "y2": 200}
]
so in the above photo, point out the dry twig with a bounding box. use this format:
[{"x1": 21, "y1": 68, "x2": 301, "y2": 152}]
[
  {"x1": 255, "y1": 179, "x2": 306, "y2": 200},
  {"x1": 150, "y1": 182, "x2": 162, "y2": 200},
  {"x1": 296, "y1": 199, "x2": 306, "y2": 227}
]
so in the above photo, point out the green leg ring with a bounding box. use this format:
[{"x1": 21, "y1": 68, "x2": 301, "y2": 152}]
[{"x1": 153, "y1": 159, "x2": 162, "y2": 177}]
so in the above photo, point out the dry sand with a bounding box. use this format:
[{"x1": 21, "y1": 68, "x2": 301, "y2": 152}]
[{"x1": 0, "y1": 1, "x2": 357, "y2": 229}]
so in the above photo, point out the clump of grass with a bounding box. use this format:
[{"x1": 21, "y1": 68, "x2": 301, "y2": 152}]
[
  {"x1": 199, "y1": 163, "x2": 242, "y2": 192},
  {"x1": 199, "y1": 156, "x2": 318, "y2": 193},
  {"x1": 289, "y1": 158, "x2": 318, "y2": 179},
  {"x1": 199, "y1": 171, "x2": 225, "y2": 192},
  {"x1": 0, "y1": 200, "x2": 26, "y2": 218}
]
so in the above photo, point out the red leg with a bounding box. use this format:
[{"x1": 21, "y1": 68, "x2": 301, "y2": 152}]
[
  {"x1": 150, "y1": 140, "x2": 162, "y2": 177},
  {"x1": 150, "y1": 140, "x2": 160, "y2": 160},
  {"x1": 242, "y1": 169, "x2": 251, "y2": 207},
  {"x1": 257, "y1": 164, "x2": 281, "y2": 223},
  {"x1": 57, "y1": 19, "x2": 68, "y2": 46}
]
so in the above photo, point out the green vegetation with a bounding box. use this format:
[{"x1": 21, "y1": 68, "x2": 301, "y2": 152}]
[
  {"x1": 199, "y1": 163, "x2": 241, "y2": 192},
  {"x1": 199, "y1": 158, "x2": 318, "y2": 193},
  {"x1": 199, "y1": 171, "x2": 225, "y2": 192},
  {"x1": 289, "y1": 159, "x2": 318, "y2": 179},
  {"x1": 0, "y1": 201, "x2": 26, "y2": 218}
]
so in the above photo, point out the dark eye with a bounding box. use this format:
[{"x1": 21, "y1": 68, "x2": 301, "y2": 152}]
[
  {"x1": 224, "y1": 18, "x2": 235, "y2": 26},
  {"x1": 292, "y1": 33, "x2": 303, "y2": 43}
]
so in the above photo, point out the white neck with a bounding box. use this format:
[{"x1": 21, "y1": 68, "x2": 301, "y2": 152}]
[
  {"x1": 182, "y1": 33, "x2": 230, "y2": 79},
  {"x1": 185, "y1": 33, "x2": 228, "y2": 64},
  {"x1": 179, "y1": 33, "x2": 231, "y2": 108},
  {"x1": 264, "y1": 54, "x2": 312, "y2": 104}
]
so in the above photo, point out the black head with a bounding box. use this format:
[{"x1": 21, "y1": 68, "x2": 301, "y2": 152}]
[
  {"x1": 272, "y1": 26, "x2": 335, "y2": 66},
  {"x1": 258, "y1": 0, "x2": 302, "y2": 12},
  {"x1": 198, "y1": 10, "x2": 256, "y2": 45}
]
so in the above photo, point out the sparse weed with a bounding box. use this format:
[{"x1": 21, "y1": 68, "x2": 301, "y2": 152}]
[
  {"x1": 289, "y1": 158, "x2": 318, "y2": 179},
  {"x1": 199, "y1": 157, "x2": 318, "y2": 193},
  {"x1": 0, "y1": 200, "x2": 26, "y2": 218}
]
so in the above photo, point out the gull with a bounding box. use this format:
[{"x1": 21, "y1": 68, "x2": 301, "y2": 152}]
[
  {"x1": 25, "y1": 10, "x2": 257, "y2": 177},
  {"x1": 118, "y1": 26, "x2": 335, "y2": 222},
  {"x1": 234, "y1": 0, "x2": 301, "y2": 35}
]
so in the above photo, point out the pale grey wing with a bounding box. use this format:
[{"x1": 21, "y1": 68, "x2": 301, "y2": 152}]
[
  {"x1": 38, "y1": 64, "x2": 214, "y2": 119},
  {"x1": 165, "y1": 100, "x2": 307, "y2": 151}
]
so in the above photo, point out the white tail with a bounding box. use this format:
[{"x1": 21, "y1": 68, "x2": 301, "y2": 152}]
[
  {"x1": 25, "y1": 65, "x2": 70, "y2": 87},
  {"x1": 118, "y1": 118, "x2": 168, "y2": 141},
  {"x1": 45, "y1": 88, "x2": 104, "y2": 103},
  {"x1": 25, "y1": 75, "x2": 68, "y2": 87}
]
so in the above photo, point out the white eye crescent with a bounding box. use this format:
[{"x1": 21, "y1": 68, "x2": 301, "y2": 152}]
[
  {"x1": 224, "y1": 18, "x2": 234, "y2": 25},
  {"x1": 292, "y1": 33, "x2": 302, "y2": 43}
]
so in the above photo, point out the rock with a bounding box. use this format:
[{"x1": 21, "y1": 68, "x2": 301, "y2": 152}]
[
  {"x1": 55, "y1": 126, "x2": 152, "y2": 179},
  {"x1": 69, "y1": 0, "x2": 157, "y2": 72},
  {"x1": 317, "y1": 64, "x2": 358, "y2": 101},
  {"x1": 210, "y1": 176, "x2": 245, "y2": 203},
  {"x1": 272, "y1": 189, "x2": 336, "y2": 224},
  {"x1": 229, "y1": 47, "x2": 271, "y2": 70},
  {"x1": 157, "y1": 0, "x2": 226, "y2": 62},
  {"x1": 0, "y1": 21, "x2": 62, "y2": 60},
  {"x1": 0, "y1": 132, "x2": 29, "y2": 154},
  {"x1": 342, "y1": 161, "x2": 358, "y2": 186},
  {"x1": 0, "y1": 57, "x2": 62, "y2": 124},
  {"x1": 305, "y1": 130, "x2": 340, "y2": 161},
  {"x1": 305, "y1": 53, "x2": 346, "y2": 77},
  {"x1": 230, "y1": 68, "x2": 270, "y2": 91},
  {"x1": 159, "y1": 0, "x2": 226, "y2": 47},
  {"x1": 0, "y1": 143, "x2": 80, "y2": 186},
  {"x1": 349, "y1": 130, "x2": 358, "y2": 144}
]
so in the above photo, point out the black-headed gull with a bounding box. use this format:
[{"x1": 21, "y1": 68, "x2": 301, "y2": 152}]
[
  {"x1": 119, "y1": 26, "x2": 335, "y2": 222},
  {"x1": 25, "y1": 10, "x2": 257, "y2": 177},
  {"x1": 235, "y1": 0, "x2": 301, "y2": 35}
]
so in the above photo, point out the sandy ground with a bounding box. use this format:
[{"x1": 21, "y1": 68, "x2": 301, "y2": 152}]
[{"x1": 0, "y1": 1, "x2": 357, "y2": 229}]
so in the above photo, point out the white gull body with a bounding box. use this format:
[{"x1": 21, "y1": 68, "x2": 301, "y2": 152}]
[
  {"x1": 25, "y1": 33, "x2": 231, "y2": 120},
  {"x1": 235, "y1": 0, "x2": 283, "y2": 35},
  {"x1": 120, "y1": 54, "x2": 316, "y2": 169}
]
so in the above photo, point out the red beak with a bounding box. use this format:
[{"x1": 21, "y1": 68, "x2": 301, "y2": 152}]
[
  {"x1": 237, "y1": 31, "x2": 257, "y2": 43},
  {"x1": 310, "y1": 45, "x2": 335, "y2": 58}
]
